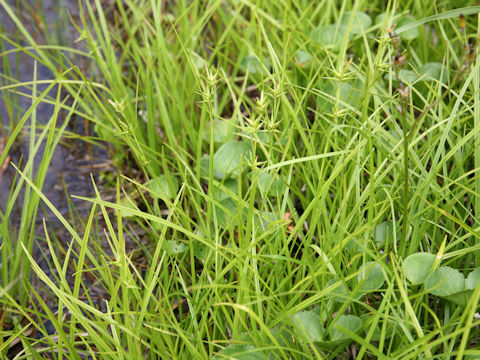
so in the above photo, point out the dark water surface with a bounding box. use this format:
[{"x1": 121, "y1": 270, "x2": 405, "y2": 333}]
[{"x1": 0, "y1": 0, "x2": 108, "y2": 226}]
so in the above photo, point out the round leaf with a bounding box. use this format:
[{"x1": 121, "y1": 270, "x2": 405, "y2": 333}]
[
  {"x1": 397, "y1": 69, "x2": 419, "y2": 83},
  {"x1": 118, "y1": 196, "x2": 138, "y2": 218},
  {"x1": 213, "y1": 179, "x2": 238, "y2": 201},
  {"x1": 325, "y1": 279, "x2": 350, "y2": 302},
  {"x1": 214, "y1": 344, "x2": 266, "y2": 360},
  {"x1": 374, "y1": 12, "x2": 401, "y2": 27},
  {"x1": 148, "y1": 175, "x2": 179, "y2": 200},
  {"x1": 357, "y1": 262, "x2": 385, "y2": 293},
  {"x1": 418, "y1": 62, "x2": 448, "y2": 83},
  {"x1": 213, "y1": 140, "x2": 252, "y2": 179},
  {"x1": 202, "y1": 119, "x2": 234, "y2": 144},
  {"x1": 213, "y1": 197, "x2": 238, "y2": 228},
  {"x1": 295, "y1": 50, "x2": 313, "y2": 66},
  {"x1": 466, "y1": 268, "x2": 480, "y2": 290},
  {"x1": 330, "y1": 315, "x2": 362, "y2": 342},
  {"x1": 425, "y1": 267, "x2": 465, "y2": 297},
  {"x1": 240, "y1": 56, "x2": 270, "y2": 76},
  {"x1": 403, "y1": 252, "x2": 436, "y2": 285},
  {"x1": 317, "y1": 80, "x2": 363, "y2": 112},
  {"x1": 340, "y1": 11, "x2": 372, "y2": 35},
  {"x1": 373, "y1": 221, "x2": 395, "y2": 248},
  {"x1": 396, "y1": 16, "x2": 419, "y2": 40},
  {"x1": 164, "y1": 240, "x2": 187, "y2": 255},
  {"x1": 257, "y1": 172, "x2": 285, "y2": 196},
  {"x1": 311, "y1": 24, "x2": 349, "y2": 47},
  {"x1": 291, "y1": 310, "x2": 324, "y2": 342}
]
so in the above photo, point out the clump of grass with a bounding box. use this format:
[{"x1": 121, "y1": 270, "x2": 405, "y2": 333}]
[{"x1": 2, "y1": 0, "x2": 480, "y2": 359}]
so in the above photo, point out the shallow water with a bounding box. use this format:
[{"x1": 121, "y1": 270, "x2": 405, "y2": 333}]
[{"x1": 0, "y1": 0, "x2": 107, "y2": 225}]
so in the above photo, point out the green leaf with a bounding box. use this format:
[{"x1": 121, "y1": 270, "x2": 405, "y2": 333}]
[
  {"x1": 340, "y1": 11, "x2": 372, "y2": 35},
  {"x1": 443, "y1": 291, "x2": 472, "y2": 308},
  {"x1": 147, "y1": 175, "x2": 179, "y2": 200},
  {"x1": 403, "y1": 252, "x2": 436, "y2": 285},
  {"x1": 213, "y1": 179, "x2": 238, "y2": 201},
  {"x1": 267, "y1": 325, "x2": 295, "y2": 359},
  {"x1": 214, "y1": 344, "x2": 266, "y2": 360},
  {"x1": 425, "y1": 267, "x2": 465, "y2": 297},
  {"x1": 365, "y1": 316, "x2": 397, "y2": 341},
  {"x1": 255, "y1": 211, "x2": 278, "y2": 231},
  {"x1": 200, "y1": 155, "x2": 225, "y2": 179},
  {"x1": 240, "y1": 56, "x2": 270, "y2": 76},
  {"x1": 295, "y1": 50, "x2": 313, "y2": 66},
  {"x1": 213, "y1": 141, "x2": 252, "y2": 179},
  {"x1": 418, "y1": 62, "x2": 448, "y2": 83},
  {"x1": 373, "y1": 221, "x2": 395, "y2": 248},
  {"x1": 202, "y1": 119, "x2": 235, "y2": 144},
  {"x1": 330, "y1": 315, "x2": 362, "y2": 342},
  {"x1": 311, "y1": 24, "x2": 349, "y2": 47},
  {"x1": 118, "y1": 195, "x2": 138, "y2": 218},
  {"x1": 317, "y1": 80, "x2": 363, "y2": 112},
  {"x1": 397, "y1": 69, "x2": 419, "y2": 83},
  {"x1": 396, "y1": 16, "x2": 419, "y2": 40},
  {"x1": 164, "y1": 240, "x2": 188, "y2": 255},
  {"x1": 374, "y1": 12, "x2": 401, "y2": 26},
  {"x1": 466, "y1": 268, "x2": 480, "y2": 290},
  {"x1": 257, "y1": 172, "x2": 285, "y2": 196},
  {"x1": 395, "y1": 7, "x2": 480, "y2": 37},
  {"x1": 193, "y1": 230, "x2": 209, "y2": 262},
  {"x1": 213, "y1": 197, "x2": 239, "y2": 228},
  {"x1": 325, "y1": 279, "x2": 350, "y2": 302},
  {"x1": 357, "y1": 262, "x2": 385, "y2": 293},
  {"x1": 291, "y1": 310, "x2": 324, "y2": 342}
]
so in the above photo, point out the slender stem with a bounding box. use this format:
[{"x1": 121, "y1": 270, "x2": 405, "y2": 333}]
[{"x1": 401, "y1": 102, "x2": 409, "y2": 256}]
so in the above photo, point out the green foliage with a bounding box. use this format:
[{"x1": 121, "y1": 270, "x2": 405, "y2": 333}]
[{"x1": 2, "y1": 0, "x2": 480, "y2": 359}]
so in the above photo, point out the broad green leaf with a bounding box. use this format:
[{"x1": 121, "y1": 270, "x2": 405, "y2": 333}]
[
  {"x1": 418, "y1": 62, "x2": 448, "y2": 83},
  {"x1": 257, "y1": 172, "x2": 285, "y2": 196},
  {"x1": 357, "y1": 262, "x2": 385, "y2": 293},
  {"x1": 396, "y1": 16, "x2": 419, "y2": 40},
  {"x1": 330, "y1": 315, "x2": 362, "y2": 342},
  {"x1": 267, "y1": 325, "x2": 295, "y2": 360},
  {"x1": 466, "y1": 268, "x2": 480, "y2": 290},
  {"x1": 147, "y1": 175, "x2": 179, "y2": 200},
  {"x1": 213, "y1": 141, "x2": 252, "y2": 179},
  {"x1": 403, "y1": 252, "x2": 436, "y2": 285},
  {"x1": 164, "y1": 240, "x2": 187, "y2": 255},
  {"x1": 213, "y1": 179, "x2": 238, "y2": 201},
  {"x1": 373, "y1": 221, "x2": 395, "y2": 248},
  {"x1": 325, "y1": 279, "x2": 350, "y2": 302},
  {"x1": 345, "y1": 237, "x2": 369, "y2": 253},
  {"x1": 200, "y1": 155, "x2": 225, "y2": 179},
  {"x1": 317, "y1": 80, "x2": 363, "y2": 112},
  {"x1": 193, "y1": 230, "x2": 209, "y2": 262},
  {"x1": 340, "y1": 11, "x2": 372, "y2": 34},
  {"x1": 374, "y1": 12, "x2": 401, "y2": 26},
  {"x1": 193, "y1": 241, "x2": 208, "y2": 262},
  {"x1": 397, "y1": 69, "x2": 419, "y2": 83},
  {"x1": 295, "y1": 50, "x2": 313, "y2": 66},
  {"x1": 425, "y1": 267, "x2": 465, "y2": 297},
  {"x1": 118, "y1": 195, "x2": 138, "y2": 218},
  {"x1": 443, "y1": 291, "x2": 472, "y2": 308},
  {"x1": 291, "y1": 310, "x2": 324, "y2": 342},
  {"x1": 311, "y1": 24, "x2": 349, "y2": 47},
  {"x1": 213, "y1": 197, "x2": 239, "y2": 228},
  {"x1": 214, "y1": 344, "x2": 266, "y2": 360},
  {"x1": 241, "y1": 56, "x2": 270, "y2": 76},
  {"x1": 255, "y1": 211, "x2": 278, "y2": 230},
  {"x1": 202, "y1": 119, "x2": 235, "y2": 144}
]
